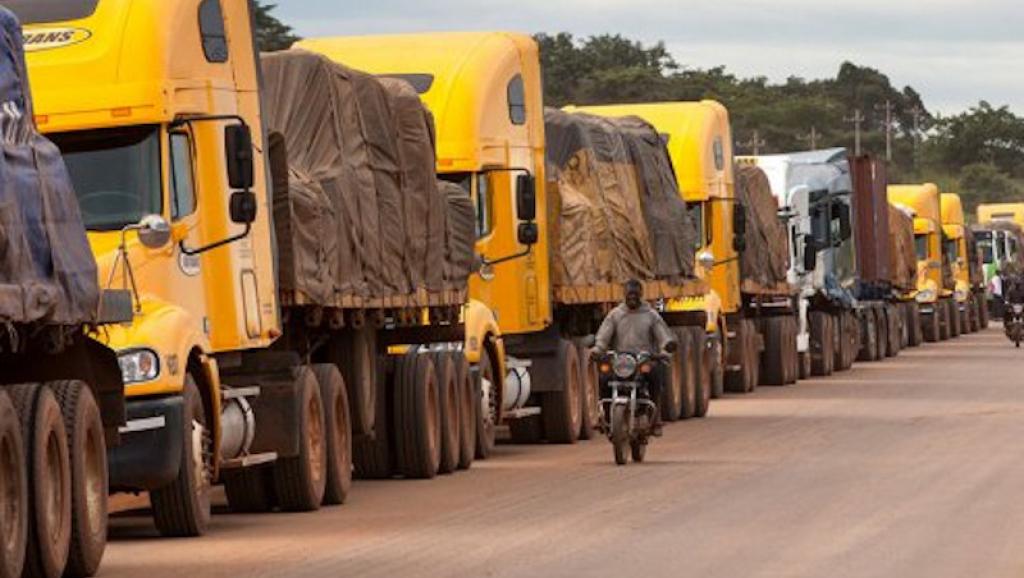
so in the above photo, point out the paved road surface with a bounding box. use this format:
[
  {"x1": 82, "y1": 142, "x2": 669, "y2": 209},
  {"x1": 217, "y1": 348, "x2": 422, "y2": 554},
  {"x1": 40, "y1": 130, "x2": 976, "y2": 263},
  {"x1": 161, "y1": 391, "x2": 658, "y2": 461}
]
[{"x1": 102, "y1": 326, "x2": 1024, "y2": 578}]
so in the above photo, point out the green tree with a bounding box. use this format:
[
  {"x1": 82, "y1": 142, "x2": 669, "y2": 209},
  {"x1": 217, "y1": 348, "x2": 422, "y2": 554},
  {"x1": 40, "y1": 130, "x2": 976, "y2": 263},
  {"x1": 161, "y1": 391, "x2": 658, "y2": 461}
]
[
  {"x1": 958, "y1": 162, "x2": 1021, "y2": 215},
  {"x1": 929, "y1": 102, "x2": 1024, "y2": 176},
  {"x1": 254, "y1": 1, "x2": 299, "y2": 52}
]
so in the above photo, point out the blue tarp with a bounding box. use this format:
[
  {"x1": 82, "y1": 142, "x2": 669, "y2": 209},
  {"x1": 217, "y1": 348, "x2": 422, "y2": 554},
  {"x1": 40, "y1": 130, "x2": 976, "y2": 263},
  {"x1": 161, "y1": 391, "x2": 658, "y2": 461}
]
[{"x1": 0, "y1": 8, "x2": 98, "y2": 325}]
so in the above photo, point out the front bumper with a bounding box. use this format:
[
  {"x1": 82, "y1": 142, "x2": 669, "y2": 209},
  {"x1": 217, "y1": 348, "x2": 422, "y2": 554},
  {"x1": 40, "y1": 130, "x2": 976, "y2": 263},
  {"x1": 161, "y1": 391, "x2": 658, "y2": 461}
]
[{"x1": 108, "y1": 395, "x2": 184, "y2": 491}]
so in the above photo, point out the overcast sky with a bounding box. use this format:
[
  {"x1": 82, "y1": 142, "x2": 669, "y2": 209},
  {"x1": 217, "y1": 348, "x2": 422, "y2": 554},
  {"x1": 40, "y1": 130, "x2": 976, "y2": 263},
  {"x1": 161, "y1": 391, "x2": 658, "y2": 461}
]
[{"x1": 275, "y1": 1, "x2": 1024, "y2": 116}]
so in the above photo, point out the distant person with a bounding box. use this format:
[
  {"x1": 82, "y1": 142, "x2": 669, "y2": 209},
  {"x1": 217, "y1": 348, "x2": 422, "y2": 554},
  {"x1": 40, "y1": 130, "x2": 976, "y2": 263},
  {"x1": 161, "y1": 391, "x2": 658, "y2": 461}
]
[{"x1": 591, "y1": 279, "x2": 678, "y2": 435}]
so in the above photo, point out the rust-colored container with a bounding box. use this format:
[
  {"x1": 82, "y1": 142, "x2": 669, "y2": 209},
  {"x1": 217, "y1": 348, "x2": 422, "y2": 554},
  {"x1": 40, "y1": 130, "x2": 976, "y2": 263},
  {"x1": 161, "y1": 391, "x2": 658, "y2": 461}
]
[{"x1": 850, "y1": 155, "x2": 892, "y2": 284}]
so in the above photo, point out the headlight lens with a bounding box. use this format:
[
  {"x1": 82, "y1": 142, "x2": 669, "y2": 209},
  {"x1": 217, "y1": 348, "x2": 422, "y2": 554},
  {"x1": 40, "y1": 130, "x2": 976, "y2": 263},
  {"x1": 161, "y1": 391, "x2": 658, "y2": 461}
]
[
  {"x1": 1014, "y1": 305, "x2": 1023, "y2": 314},
  {"x1": 118, "y1": 349, "x2": 160, "y2": 384},
  {"x1": 613, "y1": 354, "x2": 638, "y2": 379},
  {"x1": 954, "y1": 289, "x2": 967, "y2": 301},
  {"x1": 915, "y1": 289, "x2": 936, "y2": 303}
]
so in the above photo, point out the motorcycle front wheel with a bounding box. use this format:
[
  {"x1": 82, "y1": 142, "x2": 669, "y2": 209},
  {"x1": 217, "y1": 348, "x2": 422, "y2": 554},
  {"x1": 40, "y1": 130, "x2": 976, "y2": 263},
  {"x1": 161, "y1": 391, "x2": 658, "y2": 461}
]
[{"x1": 610, "y1": 404, "x2": 629, "y2": 466}]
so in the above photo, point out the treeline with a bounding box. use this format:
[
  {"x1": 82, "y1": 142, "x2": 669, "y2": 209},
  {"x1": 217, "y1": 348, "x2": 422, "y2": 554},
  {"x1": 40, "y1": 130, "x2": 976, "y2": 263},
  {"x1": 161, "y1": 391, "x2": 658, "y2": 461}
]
[{"x1": 536, "y1": 32, "x2": 1024, "y2": 216}]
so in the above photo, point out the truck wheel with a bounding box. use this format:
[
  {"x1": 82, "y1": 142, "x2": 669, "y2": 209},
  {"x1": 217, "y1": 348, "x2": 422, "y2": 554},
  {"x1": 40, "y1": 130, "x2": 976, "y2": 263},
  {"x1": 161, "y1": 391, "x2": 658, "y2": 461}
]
[
  {"x1": 577, "y1": 341, "x2": 601, "y2": 440},
  {"x1": 0, "y1": 390, "x2": 27, "y2": 578},
  {"x1": 836, "y1": 312, "x2": 856, "y2": 371},
  {"x1": 888, "y1": 306, "x2": 901, "y2": 356},
  {"x1": 474, "y1": 345, "x2": 498, "y2": 460},
  {"x1": 858, "y1": 309, "x2": 876, "y2": 362},
  {"x1": 922, "y1": 310, "x2": 939, "y2": 343},
  {"x1": 394, "y1": 353, "x2": 441, "y2": 478},
  {"x1": 452, "y1": 353, "x2": 476, "y2": 470},
  {"x1": 744, "y1": 320, "x2": 761, "y2": 391},
  {"x1": 49, "y1": 382, "x2": 106, "y2": 578},
  {"x1": 876, "y1": 308, "x2": 889, "y2": 360},
  {"x1": 907, "y1": 303, "x2": 922, "y2": 346},
  {"x1": 353, "y1": 357, "x2": 392, "y2": 479},
  {"x1": 150, "y1": 376, "x2": 211, "y2": 537},
  {"x1": 663, "y1": 330, "x2": 688, "y2": 422},
  {"x1": 809, "y1": 311, "x2": 834, "y2": 376},
  {"x1": 431, "y1": 353, "x2": 460, "y2": 475},
  {"x1": 979, "y1": 297, "x2": 990, "y2": 329},
  {"x1": 223, "y1": 467, "x2": 276, "y2": 513},
  {"x1": 939, "y1": 301, "x2": 952, "y2": 340},
  {"x1": 950, "y1": 301, "x2": 962, "y2": 337},
  {"x1": 541, "y1": 340, "x2": 582, "y2": 444},
  {"x1": 709, "y1": 329, "x2": 725, "y2": 398},
  {"x1": 785, "y1": 317, "x2": 799, "y2": 384},
  {"x1": 330, "y1": 328, "x2": 377, "y2": 437},
  {"x1": 963, "y1": 302, "x2": 974, "y2": 334},
  {"x1": 9, "y1": 384, "x2": 71, "y2": 578},
  {"x1": 760, "y1": 317, "x2": 788, "y2": 386},
  {"x1": 692, "y1": 329, "x2": 711, "y2": 418},
  {"x1": 311, "y1": 364, "x2": 352, "y2": 505},
  {"x1": 273, "y1": 367, "x2": 327, "y2": 511}
]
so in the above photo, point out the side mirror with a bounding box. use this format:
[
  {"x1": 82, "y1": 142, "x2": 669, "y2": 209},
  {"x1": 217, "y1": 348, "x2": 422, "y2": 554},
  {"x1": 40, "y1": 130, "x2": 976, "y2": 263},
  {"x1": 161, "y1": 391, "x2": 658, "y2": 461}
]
[
  {"x1": 697, "y1": 250, "x2": 715, "y2": 271},
  {"x1": 516, "y1": 173, "x2": 537, "y2": 221},
  {"x1": 834, "y1": 203, "x2": 852, "y2": 243},
  {"x1": 230, "y1": 190, "x2": 258, "y2": 224},
  {"x1": 517, "y1": 222, "x2": 539, "y2": 246},
  {"x1": 225, "y1": 124, "x2": 255, "y2": 191},
  {"x1": 803, "y1": 234, "x2": 819, "y2": 272},
  {"x1": 137, "y1": 214, "x2": 171, "y2": 249}
]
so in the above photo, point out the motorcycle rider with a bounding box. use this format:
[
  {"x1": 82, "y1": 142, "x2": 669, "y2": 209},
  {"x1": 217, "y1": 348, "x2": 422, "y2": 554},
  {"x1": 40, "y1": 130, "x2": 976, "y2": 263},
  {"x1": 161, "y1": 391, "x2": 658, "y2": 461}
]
[{"x1": 590, "y1": 279, "x2": 678, "y2": 435}]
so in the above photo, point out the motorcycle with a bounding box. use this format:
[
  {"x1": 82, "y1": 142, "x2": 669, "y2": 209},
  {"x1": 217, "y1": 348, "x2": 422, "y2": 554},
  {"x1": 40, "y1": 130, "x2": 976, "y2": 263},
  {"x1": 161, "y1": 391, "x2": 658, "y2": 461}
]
[
  {"x1": 597, "y1": 351, "x2": 661, "y2": 465},
  {"x1": 1005, "y1": 301, "x2": 1024, "y2": 348}
]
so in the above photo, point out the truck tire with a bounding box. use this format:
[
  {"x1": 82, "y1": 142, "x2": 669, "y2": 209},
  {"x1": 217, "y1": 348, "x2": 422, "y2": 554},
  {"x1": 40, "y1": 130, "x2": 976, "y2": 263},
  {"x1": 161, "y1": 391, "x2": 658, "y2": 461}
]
[
  {"x1": 223, "y1": 467, "x2": 276, "y2": 513},
  {"x1": 474, "y1": 345, "x2": 498, "y2": 460},
  {"x1": 938, "y1": 301, "x2": 951, "y2": 341},
  {"x1": 353, "y1": 357, "x2": 392, "y2": 480},
  {"x1": 273, "y1": 367, "x2": 327, "y2": 512},
  {"x1": 724, "y1": 319, "x2": 757, "y2": 393},
  {"x1": 311, "y1": 364, "x2": 352, "y2": 505},
  {"x1": 876, "y1": 308, "x2": 889, "y2": 360},
  {"x1": 979, "y1": 297, "x2": 990, "y2": 329},
  {"x1": 744, "y1": 320, "x2": 761, "y2": 391},
  {"x1": 785, "y1": 317, "x2": 799, "y2": 384},
  {"x1": 541, "y1": 340, "x2": 582, "y2": 444},
  {"x1": 664, "y1": 330, "x2": 689, "y2": 422},
  {"x1": 906, "y1": 303, "x2": 923, "y2": 347},
  {"x1": 394, "y1": 353, "x2": 441, "y2": 479},
  {"x1": 922, "y1": 309, "x2": 939, "y2": 343},
  {"x1": 330, "y1": 328, "x2": 377, "y2": 438},
  {"x1": 9, "y1": 384, "x2": 71, "y2": 578},
  {"x1": 858, "y1": 308, "x2": 878, "y2": 362},
  {"x1": 431, "y1": 353, "x2": 460, "y2": 475},
  {"x1": 452, "y1": 352, "x2": 476, "y2": 470},
  {"x1": 835, "y1": 312, "x2": 857, "y2": 372},
  {"x1": 692, "y1": 328, "x2": 711, "y2": 418},
  {"x1": 950, "y1": 301, "x2": 962, "y2": 338},
  {"x1": 809, "y1": 311, "x2": 834, "y2": 376},
  {"x1": 0, "y1": 390, "x2": 27, "y2": 578},
  {"x1": 760, "y1": 317, "x2": 788, "y2": 386},
  {"x1": 151, "y1": 376, "x2": 211, "y2": 537},
  {"x1": 576, "y1": 341, "x2": 600, "y2": 440},
  {"x1": 963, "y1": 301, "x2": 975, "y2": 334},
  {"x1": 887, "y1": 306, "x2": 901, "y2": 356},
  {"x1": 49, "y1": 381, "x2": 106, "y2": 578}
]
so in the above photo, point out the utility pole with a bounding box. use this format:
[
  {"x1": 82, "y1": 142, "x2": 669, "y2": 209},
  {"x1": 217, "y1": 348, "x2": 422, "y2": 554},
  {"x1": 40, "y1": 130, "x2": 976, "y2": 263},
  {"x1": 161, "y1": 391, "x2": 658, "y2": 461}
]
[
  {"x1": 798, "y1": 126, "x2": 820, "y2": 150},
  {"x1": 741, "y1": 130, "x2": 766, "y2": 156},
  {"x1": 909, "y1": 105, "x2": 924, "y2": 169},
  {"x1": 875, "y1": 99, "x2": 894, "y2": 162},
  {"x1": 844, "y1": 109, "x2": 865, "y2": 156}
]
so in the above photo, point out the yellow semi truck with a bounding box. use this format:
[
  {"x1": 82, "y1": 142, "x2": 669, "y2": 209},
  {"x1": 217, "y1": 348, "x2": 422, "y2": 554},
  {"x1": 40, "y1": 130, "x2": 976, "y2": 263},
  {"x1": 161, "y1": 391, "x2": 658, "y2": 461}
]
[
  {"x1": 23, "y1": 0, "x2": 496, "y2": 540},
  {"x1": 941, "y1": 193, "x2": 980, "y2": 334},
  {"x1": 565, "y1": 102, "x2": 801, "y2": 392},
  {"x1": 301, "y1": 32, "x2": 711, "y2": 443},
  {"x1": 889, "y1": 184, "x2": 951, "y2": 341}
]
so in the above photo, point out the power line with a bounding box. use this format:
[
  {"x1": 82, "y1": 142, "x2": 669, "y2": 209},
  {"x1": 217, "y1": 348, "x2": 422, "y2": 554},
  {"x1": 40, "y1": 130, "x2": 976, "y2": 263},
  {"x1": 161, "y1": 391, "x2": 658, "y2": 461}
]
[
  {"x1": 844, "y1": 109, "x2": 865, "y2": 156},
  {"x1": 741, "y1": 130, "x2": 766, "y2": 156},
  {"x1": 875, "y1": 100, "x2": 894, "y2": 162}
]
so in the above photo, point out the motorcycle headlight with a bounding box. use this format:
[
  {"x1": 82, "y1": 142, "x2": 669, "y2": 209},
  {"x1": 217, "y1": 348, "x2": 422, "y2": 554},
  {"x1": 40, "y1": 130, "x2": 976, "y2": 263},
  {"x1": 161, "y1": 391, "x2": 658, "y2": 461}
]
[
  {"x1": 613, "y1": 354, "x2": 638, "y2": 379},
  {"x1": 915, "y1": 289, "x2": 936, "y2": 303},
  {"x1": 118, "y1": 349, "x2": 160, "y2": 385},
  {"x1": 1014, "y1": 305, "x2": 1023, "y2": 314}
]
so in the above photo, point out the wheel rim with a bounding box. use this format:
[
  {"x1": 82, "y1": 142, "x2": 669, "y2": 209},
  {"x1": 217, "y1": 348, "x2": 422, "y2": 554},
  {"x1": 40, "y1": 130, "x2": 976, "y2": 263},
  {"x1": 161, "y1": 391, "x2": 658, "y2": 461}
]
[
  {"x1": 43, "y1": 428, "x2": 67, "y2": 547},
  {"x1": 190, "y1": 416, "x2": 212, "y2": 512},
  {"x1": 307, "y1": 392, "x2": 325, "y2": 486},
  {"x1": 480, "y1": 356, "x2": 498, "y2": 435},
  {"x1": 0, "y1": 431, "x2": 21, "y2": 558}
]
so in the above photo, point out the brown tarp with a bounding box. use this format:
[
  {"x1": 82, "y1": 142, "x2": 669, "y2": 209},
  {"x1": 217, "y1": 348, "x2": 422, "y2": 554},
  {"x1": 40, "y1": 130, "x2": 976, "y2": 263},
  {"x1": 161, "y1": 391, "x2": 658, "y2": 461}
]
[
  {"x1": 439, "y1": 181, "x2": 476, "y2": 288},
  {"x1": 544, "y1": 108, "x2": 695, "y2": 288},
  {"x1": 888, "y1": 204, "x2": 916, "y2": 291},
  {"x1": 0, "y1": 14, "x2": 98, "y2": 325},
  {"x1": 736, "y1": 165, "x2": 790, "y2": 289},
  {"x1": 261, "y1": 50, "x2": 473, "y2": 304}
]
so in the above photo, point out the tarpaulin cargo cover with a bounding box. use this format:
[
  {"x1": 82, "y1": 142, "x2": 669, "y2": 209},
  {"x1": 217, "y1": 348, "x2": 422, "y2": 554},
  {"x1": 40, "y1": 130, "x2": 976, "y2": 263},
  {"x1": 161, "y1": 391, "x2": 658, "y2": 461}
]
[
  {"x1": 544, "y1": 108, "x2": 696, "y2": 289},
  {"x1": 736, "y1": 165, "x2": 790, "y2": 291},
  {"x1": 261, "y1": 50, "x2": 475, "y2": 306},
  {"x1": 888, "y1": 204, "x2": 916, "y2": 292},
  {"x1": 0, "y1": 9, "x2": 98, "y2": 325}
]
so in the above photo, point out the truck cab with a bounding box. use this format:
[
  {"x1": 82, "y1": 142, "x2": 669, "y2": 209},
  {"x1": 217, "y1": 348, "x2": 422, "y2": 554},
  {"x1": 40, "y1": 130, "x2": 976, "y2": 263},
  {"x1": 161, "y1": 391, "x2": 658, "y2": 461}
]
[
  {"x1": 20, "y1": 0, "x2": 277, "y2": 535},
  {"x1": 941, "y1": 193, "x2": 971, "y2": 306},
  {"x1": 890, "y1": 184, "x2": 947, "y2": 340}
]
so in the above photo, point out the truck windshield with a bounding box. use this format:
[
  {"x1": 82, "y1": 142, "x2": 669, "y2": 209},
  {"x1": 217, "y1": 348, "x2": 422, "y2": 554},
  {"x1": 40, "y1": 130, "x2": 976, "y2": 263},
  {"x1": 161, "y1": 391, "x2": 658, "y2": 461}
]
[
  {"x1": 914, "y1": 234, "x2": 929, "y2": 260},
  {"x1": 4, "y1": 0, "x2": 99, "y2": 24},
  {"x1": 977, "y1": 238, "x2": 994, "y2": 263},
  {"x1": 49, "y1": 126, "x2": 162, "y2": 231}
]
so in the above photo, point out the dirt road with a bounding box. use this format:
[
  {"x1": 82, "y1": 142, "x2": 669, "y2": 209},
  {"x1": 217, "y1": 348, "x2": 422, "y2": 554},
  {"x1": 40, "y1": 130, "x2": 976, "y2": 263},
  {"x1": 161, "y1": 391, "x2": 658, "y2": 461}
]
[{"x1": 102, "y1": 327, "x2": 1024, "y2": 578}]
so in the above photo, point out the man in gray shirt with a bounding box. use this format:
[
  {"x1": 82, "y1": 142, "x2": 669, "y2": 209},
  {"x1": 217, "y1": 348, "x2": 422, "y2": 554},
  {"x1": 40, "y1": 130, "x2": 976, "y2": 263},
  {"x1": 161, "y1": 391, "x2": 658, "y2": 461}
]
[{"x1": 591, "y1": 279, "x2": 678, "y2": 433}]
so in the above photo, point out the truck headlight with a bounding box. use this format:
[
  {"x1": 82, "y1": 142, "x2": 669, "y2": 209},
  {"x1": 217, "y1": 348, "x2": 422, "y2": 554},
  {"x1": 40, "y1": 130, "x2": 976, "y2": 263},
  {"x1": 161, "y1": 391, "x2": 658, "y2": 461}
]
[
  {"x1": 915, "y1": 289, "x2": 936, "y2": 303},
  {"x1": 954, "y1": 289, "x2": 967, "y2": 301},
  {"x1": 118, "y1": 349, "x2": 160, "y2": 384}
]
